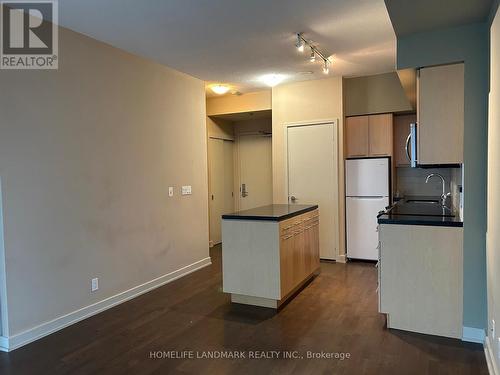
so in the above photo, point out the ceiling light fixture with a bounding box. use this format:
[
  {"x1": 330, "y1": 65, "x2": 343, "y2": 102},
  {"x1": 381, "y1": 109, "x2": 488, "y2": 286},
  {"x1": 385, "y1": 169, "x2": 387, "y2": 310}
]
[
  {"x1": 210, "y1": 84, "x2": 230, "y2": 95},
  {"x1": 295, "y1": 32, "x2": 331, "y2": 75},
  {"x1": 323, "y1": 61, "x2": 329, "y2": 75},
  {"x1": 309, "y1": 47, "x2": 316, "y2": 62},
  {"x1": 259, "y1": 74, "x2": 286, "y2": 87},
  {"x1": 296, "y1": 33, "x2": 304, "y2": 52}
]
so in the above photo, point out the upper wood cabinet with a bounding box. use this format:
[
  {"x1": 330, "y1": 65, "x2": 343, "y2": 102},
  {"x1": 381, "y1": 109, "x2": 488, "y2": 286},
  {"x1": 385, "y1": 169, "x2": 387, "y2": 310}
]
[
  {"x1": 345, "y1": 116, "x2": 369, "y2": 157},
  {"x1": 345, "y1": 114, "x2": 393, "y2": 158},
  {"x1": 418, "y1": 63, "x2": 464, "y2": 165},
  {"x1": 368, "y1": 114, "x2": 393, "y2": 156}
]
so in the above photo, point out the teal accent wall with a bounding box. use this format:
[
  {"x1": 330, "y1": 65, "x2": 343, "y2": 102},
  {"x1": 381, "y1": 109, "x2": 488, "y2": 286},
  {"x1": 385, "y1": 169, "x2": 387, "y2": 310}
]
[{"x1": 397, "y1": 23, "x2": 489, "y2": 329}]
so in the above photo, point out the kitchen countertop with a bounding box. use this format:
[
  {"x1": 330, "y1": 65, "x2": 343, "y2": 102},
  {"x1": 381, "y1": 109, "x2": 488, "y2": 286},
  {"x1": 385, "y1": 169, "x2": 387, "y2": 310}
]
[
  {"x1": 222, "y1": 204, "x2": 318, "y2": 222},
  {"x1": 377, "y1": 196, "x2": 463, "y2": 227}
]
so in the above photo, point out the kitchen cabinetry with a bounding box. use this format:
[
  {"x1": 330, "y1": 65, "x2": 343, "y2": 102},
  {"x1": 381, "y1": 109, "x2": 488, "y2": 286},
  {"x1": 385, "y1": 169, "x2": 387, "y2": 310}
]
[
  {"x1": 417, "y1": 63, "x2": 464, "y2": 165},
  {"x1": 279, "y1": 209, "x2": 320, "y2": 297},
  {"x1": 345, "y1": 114, "x2": 393, "y2": 158},
  {"x1": 345, "y1": 116, "x2": 369, "y2": 157},
  {"x1": 222, "y1": 205, "x2": 320, "y2": 308},
  {"x1": 378, "y1": 223, "x2": 463, "y2": 339}
]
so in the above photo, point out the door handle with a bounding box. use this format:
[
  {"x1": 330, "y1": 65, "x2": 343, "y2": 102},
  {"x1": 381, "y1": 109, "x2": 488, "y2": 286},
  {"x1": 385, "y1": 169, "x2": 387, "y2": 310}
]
[
  {"x1": 290, "y1": 196, "x2": 297, "y2": 203},
  {"x1": 405, "y1": 132, "x2": 412, "y2": 162},
  {"x1": 241, "y1": 184, "x2": 248, "y2": 197}
]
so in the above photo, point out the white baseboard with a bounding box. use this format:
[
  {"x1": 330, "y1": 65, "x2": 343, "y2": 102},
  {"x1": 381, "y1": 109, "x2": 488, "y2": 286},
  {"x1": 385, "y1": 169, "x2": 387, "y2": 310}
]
[
  {"x1": 4, "y1": 256, "x2": 212, "y2": 352},
  {"x1": 336, "y1": 254, "x2": 346, "y2": 263},
  {"x1": 485, "y1": 336, "x2": 499, "y2": 375},
  {"x1": 0, "y1": 336, "x2": 8, "y2": 352},
  {"x1": 462, "y1": 326, "x2": 486, "y2": 343}
]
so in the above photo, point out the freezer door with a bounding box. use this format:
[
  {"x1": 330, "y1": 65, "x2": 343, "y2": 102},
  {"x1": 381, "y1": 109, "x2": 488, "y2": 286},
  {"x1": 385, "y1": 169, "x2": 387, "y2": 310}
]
[
  {"x1": 346, "y1": 196, "x2": 389, "y2": 260},
  {"x1": 345, "y1": 158, "x2": 389, "y2": 197}
]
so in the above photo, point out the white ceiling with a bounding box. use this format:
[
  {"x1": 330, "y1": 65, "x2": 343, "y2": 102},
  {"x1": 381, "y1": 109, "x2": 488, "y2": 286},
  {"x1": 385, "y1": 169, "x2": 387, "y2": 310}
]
[{"x1": 58, "y1": 0, "x2": 396, "y2": 93}]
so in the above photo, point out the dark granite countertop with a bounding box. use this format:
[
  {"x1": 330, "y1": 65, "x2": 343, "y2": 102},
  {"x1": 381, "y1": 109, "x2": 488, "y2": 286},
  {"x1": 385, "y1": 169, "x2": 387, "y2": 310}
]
[
  {"x1": 222, "y1": 204, "x2": 318, "y2": 222},
  {"x1": 377, "y1": 196, "x2": 463, "y2": 227}
]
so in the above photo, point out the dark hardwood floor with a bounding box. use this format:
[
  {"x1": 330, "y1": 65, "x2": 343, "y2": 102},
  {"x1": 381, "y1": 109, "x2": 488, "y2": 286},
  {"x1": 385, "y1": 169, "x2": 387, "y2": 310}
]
[{"x1": 0, "y1": 245, "x2": 487, "y2": 374}]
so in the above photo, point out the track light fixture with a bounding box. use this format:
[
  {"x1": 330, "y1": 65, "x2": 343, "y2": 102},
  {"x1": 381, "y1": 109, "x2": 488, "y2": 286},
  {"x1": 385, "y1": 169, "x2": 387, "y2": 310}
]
[
  {"x1": 296, "y1": 33, "x2": 304, "y2": 52},
  {"x1": 323, "y1": 61, "x2": 329, "y2": 75},
  {"x1": 309, "y1": 47, "x2": 316, "y2": 62},
  {"x1": 295, "y1": 32, "x2": 331, "y2": 74}
]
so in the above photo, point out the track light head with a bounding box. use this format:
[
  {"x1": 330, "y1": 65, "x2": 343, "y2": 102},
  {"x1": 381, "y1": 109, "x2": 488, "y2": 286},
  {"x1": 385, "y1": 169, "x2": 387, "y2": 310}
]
[
  {"x1": 296, "y1": 33, "x2": 304, "y2": 52},
  {"x1": 322, "y1": 60, "x2": 329, "y2": 74},
  {"x1": 309, "y1": 47, "x2": 316, "y2": 62}
]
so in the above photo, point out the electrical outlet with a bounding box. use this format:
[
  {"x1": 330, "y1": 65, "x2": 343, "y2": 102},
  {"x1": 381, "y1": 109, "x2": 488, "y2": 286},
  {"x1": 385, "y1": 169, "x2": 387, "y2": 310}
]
[
  {"x1": 168, "y1": 187, "x2": 174, "y2": 197},
  {"x1": 91, "y1": 278, "x2": 99, "y2": 292},
  {"x1": 181, "y1": 185, "x2": 192, "y2": 195}
]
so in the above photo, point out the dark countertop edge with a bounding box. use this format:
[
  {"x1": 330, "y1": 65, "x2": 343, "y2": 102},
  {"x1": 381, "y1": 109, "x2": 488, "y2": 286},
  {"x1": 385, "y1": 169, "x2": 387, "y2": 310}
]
[
  {"x1": 222, "y1": 205, "x2": 318, "y2": 222},
  {"x1": 377, "y1": 217, "x2": 463, "y2": 228}
]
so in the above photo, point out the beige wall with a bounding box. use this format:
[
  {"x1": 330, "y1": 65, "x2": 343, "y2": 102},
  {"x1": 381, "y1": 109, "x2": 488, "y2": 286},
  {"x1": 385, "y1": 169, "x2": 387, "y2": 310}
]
[
  {"x1": 272, "y1": 77, "x2": 345, "y2": 257},
  {"x1": 206, "y1": 91, "x2": 271, "y2": 116},
  {"x1": 343, "y1": 72, "x2": 412, "y2": 116},
  {"x1": 488, "y1": 5, "x2": 500, "y2": 370},
  {"x1": 0, "y1": 27, "x2": 209, "y2": 337}
]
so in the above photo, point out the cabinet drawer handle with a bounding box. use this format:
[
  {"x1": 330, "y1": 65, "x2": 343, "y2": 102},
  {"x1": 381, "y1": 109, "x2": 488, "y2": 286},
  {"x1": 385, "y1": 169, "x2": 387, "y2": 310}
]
[
  {"x1": 282, "y1": 225, "x2": 293, "y2": 230},
  {"x1": 282, "y1": 234, "x2": 294, "y2": 240}
]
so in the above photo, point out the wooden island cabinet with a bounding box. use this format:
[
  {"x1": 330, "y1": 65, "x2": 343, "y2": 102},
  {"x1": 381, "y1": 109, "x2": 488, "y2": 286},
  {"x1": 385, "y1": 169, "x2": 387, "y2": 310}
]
[{"x1": 222, "y1": 204, "x2": 320, "y2": 308}]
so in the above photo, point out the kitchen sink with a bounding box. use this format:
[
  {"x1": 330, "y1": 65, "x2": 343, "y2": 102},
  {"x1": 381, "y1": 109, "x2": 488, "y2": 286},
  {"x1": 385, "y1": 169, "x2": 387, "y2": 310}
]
[
  {"x1": 387, "y1": 198, "x2": 455, "y2": 217},
  {"x1": 406, "y1": 199, "x2": 440, "y2": 204}
]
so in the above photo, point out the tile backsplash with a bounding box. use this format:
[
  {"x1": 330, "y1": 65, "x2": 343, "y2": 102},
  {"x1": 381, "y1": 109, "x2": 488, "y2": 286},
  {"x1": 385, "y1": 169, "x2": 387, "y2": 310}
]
[{"x1": 396, "y1": 166, "x2": 462, "y2": 212}]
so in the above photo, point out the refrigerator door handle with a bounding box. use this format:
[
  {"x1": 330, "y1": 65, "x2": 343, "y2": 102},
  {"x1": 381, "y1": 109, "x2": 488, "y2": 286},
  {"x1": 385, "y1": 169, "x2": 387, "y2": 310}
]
[{"x1": 347, "y1": 196, "x2": 386, "y2": 199}]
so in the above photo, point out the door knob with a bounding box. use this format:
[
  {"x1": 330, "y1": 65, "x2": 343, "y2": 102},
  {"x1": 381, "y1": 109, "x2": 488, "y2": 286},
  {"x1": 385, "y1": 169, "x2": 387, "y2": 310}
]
[
  {"x1": 290, "y1": 196, "x2": 297, "y2": 203},
  {"x1": 241, "y1": 184, "x2": 248, "y2": 197}
]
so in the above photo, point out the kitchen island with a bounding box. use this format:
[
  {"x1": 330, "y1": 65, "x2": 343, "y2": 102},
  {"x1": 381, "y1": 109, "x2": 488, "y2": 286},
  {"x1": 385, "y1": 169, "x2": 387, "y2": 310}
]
[
  {"x1": 222, "y1": 204, "x2": 319, "y2": 309},
  {"x1": 377, "y1": 197, "x2": 463, "y2": 339}
]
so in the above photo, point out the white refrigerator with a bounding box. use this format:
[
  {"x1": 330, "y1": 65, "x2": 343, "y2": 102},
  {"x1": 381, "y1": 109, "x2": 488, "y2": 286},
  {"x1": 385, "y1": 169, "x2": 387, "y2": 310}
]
[{"x1": 346, "y1": 158, "x2": 390, "y2": 260}]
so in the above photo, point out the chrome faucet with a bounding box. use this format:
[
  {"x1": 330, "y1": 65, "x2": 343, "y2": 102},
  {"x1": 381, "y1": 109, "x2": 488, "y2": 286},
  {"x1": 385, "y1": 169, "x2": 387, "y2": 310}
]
[{"x1": 425, "y1": 173, "x2": 451, "y2": 206}]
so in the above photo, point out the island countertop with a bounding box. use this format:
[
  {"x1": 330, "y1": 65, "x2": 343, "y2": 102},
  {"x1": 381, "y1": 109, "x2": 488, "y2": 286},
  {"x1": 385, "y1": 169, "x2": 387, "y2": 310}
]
[{"x1": 222, "y1": 204, "x2": 318, "y2": 222}]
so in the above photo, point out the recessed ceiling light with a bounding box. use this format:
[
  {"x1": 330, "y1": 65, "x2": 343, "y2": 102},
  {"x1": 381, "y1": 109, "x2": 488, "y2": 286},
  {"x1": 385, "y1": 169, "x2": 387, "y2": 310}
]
[
  {"x1": 259, "y1": 74, "x2": 286, "y2": 87},
  {"x1": 210, "y1": 84, "x2": 230, "y2": 95}
]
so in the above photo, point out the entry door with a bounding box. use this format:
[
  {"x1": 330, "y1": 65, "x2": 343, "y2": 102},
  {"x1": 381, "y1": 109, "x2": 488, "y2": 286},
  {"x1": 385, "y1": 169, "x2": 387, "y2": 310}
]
[
  {"x1": 208, "y1": 138, "x2": 234, "y2": 246},
  {"x1": 287, "y1": 123, "x2": 338, "y2": 260},
  {"x1": 238, "y1": 134, "x2": 272, "y2": 210}
]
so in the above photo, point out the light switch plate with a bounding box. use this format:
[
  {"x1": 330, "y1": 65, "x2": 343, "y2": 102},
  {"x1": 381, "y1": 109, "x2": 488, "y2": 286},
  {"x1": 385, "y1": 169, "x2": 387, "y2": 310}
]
[
  {"x1": 492, "y1": 319, "x2": 496, "y2": 340},
  {"x1": 181, "y1": 185, "x2": 192, "y2": 195},
  {"x1": 168, "y1": 187, "x2": 174, "y2": 197},
  {"x1": 498, "y1": 337, "x2": 500, "y2": 359},
  {"x1": 91, "y1": 278, "x2": 99, "y2": 292}
]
